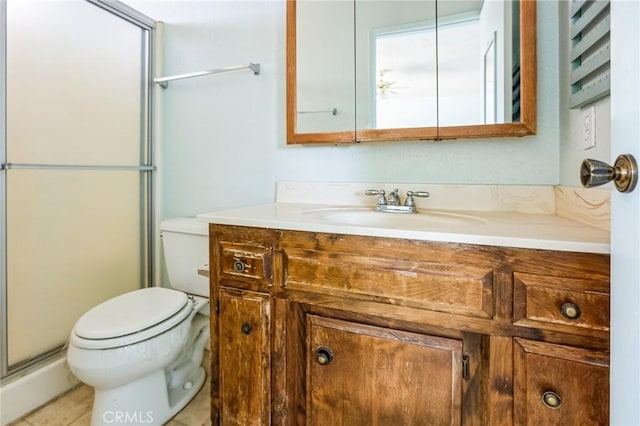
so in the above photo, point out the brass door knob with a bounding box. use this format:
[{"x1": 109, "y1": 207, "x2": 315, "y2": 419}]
[{"x1": 581, "y1": 154, "x2": 637, "y2": 193}]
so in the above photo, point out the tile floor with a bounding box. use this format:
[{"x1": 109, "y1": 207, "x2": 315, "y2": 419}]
[{"x1": 9, "y1": 352, "x2": 211, "y2": 426}]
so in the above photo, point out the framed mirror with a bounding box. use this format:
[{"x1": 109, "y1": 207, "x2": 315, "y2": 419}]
[{"x1": 286, "y1": 0, "x2": 536, "y2": 144}]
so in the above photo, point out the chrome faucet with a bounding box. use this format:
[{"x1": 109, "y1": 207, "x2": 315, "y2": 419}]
[
  {"x1": 365, "y1": 189, "x2": 429, "y2": 213},
  {"x1": 386, "y1": 188, "x2": 401, "y2": 206}
]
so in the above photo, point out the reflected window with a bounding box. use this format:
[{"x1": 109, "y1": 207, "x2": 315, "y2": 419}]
[{"x1": 373, "y1": 16, "x2": 482, "y2": 128}]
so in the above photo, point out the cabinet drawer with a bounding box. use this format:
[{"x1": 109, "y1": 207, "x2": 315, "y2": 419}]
[
  {"x1": 283, "y1": 248, "x2": 494, "y2": 318},
  {"x1": 219, "y1": 242, "x2": 272, "y2": 289},
  {"x1": 513, "y1": 273, "x2": 609, "y2": 336}
]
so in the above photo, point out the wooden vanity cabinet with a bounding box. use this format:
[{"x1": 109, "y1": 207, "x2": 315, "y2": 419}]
[{"x1": 209, "y1": 225, "x2": 610, "y2": 425}]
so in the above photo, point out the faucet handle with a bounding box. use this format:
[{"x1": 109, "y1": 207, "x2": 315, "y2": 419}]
[
  {"x1": 405, "y1": 190, "x2": 430, "y2": 207},
  {"x1": 365, "y1": 189, "x2": 387, "y2": 205}
]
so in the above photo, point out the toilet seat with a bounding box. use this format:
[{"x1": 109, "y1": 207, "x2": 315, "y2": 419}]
[{"x1": 71, "y1": 287, "x2": 193, "y2": 350}]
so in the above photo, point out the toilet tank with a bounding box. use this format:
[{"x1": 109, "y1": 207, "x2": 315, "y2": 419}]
[{"x1": 160, "y1": 217, "x2": 209, "y2": 297}]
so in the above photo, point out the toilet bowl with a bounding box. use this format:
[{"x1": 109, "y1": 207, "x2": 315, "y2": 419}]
[{"x1": 66, "y1": 218, "x2": 210, "y2": 426}]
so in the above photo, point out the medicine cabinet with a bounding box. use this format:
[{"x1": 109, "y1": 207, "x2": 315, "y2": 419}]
[{"x1": 286, "y1": 0, "x2": 537, "y2": 144}]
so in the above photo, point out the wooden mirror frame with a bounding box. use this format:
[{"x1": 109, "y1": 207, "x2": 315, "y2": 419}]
[{"x1": 286, "y1": 0, "x2": 537, "y2": 145}]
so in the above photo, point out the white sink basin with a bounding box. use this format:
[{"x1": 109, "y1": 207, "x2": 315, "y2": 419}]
[{"x1": 302, "y1": 207, "x2": 487, "y2": 229}]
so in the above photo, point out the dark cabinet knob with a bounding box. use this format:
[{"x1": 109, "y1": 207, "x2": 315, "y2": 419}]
[
  {"x1": 241, "y1": 323, "x2": 252, "y2": 335},
  {"x1": 542, "y1": 391, "x2": 562, "y2": 409},
  {"x1": 233, "y1": 259, "x2": 247, "y2": 273},
  {"x1": 315, "y1": 346, "x2": 334, "y2": 365},
  {"x1": 561, "y1": 302, "x2": 582, "y2": 320}
]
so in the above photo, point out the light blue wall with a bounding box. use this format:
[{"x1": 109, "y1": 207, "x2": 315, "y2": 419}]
[
  {"x1": 131, "y1": 0, "x2": 565, "y2": 219},
  {"x1": 558, "y1": 0, "x2": 611, "y2": 186}
]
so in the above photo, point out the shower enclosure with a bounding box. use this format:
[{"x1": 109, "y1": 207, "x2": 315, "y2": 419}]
[{"x1": 0, "y1": 0, "x2": 155, "y2": 378}]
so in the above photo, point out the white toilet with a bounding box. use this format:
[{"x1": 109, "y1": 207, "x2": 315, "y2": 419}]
[{"x1": 67, "y1": 218, "x2": 210, "y2": 426}]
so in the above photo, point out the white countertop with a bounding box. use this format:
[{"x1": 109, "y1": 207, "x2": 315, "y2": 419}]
[{"x1": 197, "y1": 202, "x2": 610, "y2": 254}]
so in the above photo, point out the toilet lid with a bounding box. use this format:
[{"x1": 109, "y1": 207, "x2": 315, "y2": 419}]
[{"x1": 74, "y1": 287, "x2": 189, "y2": 340}]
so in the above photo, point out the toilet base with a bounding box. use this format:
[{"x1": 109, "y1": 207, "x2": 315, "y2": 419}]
[
  {"x1": 90, "y1": 366, "x2": 205, "y2": 426},
  {"x1": 168, "y1": 365, "x2": 206, "y2": 420}
]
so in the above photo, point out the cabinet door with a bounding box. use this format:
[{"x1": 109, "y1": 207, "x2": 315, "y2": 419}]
[
  {"x1": 514, "y1": 338, "x2": 609, "y2": 425},
  {"x1": 219, "y1": 288, "x2": 271, "y2": 425},
  {"x1": 307, "y1": 315, "x2": 463, "y2": 425}
]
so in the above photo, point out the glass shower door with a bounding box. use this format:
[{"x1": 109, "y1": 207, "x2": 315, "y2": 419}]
[{"x1": 2, "y1": 0, "x2": 154, "y2": 373}]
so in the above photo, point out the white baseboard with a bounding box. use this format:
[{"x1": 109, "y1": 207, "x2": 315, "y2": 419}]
[{"x1": 0, "y1": 356, "x2": 79, "y2": 425}]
